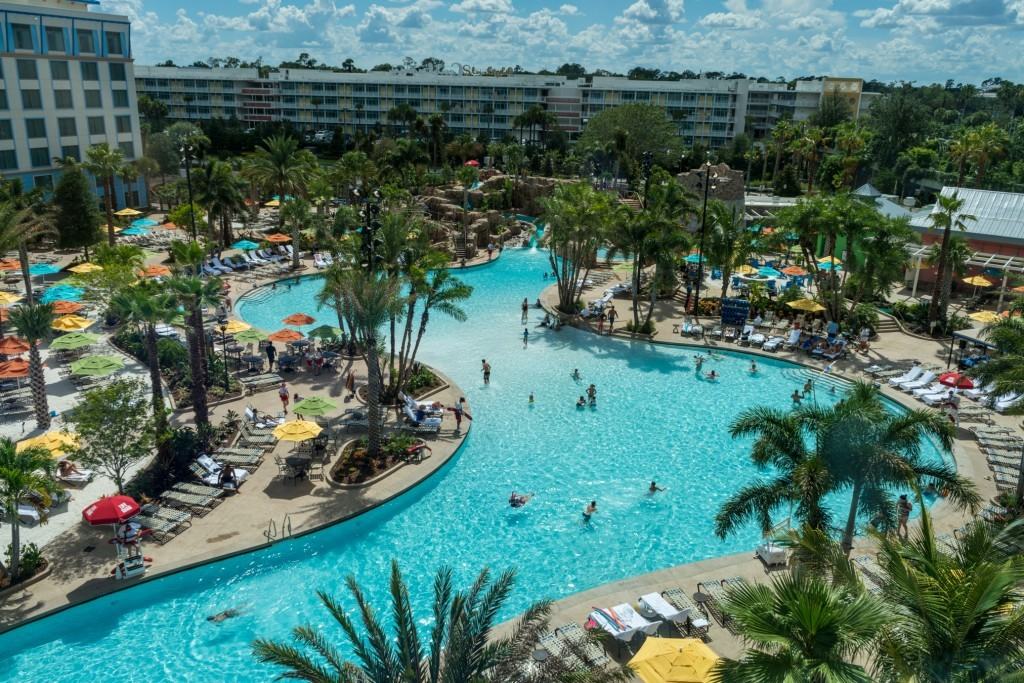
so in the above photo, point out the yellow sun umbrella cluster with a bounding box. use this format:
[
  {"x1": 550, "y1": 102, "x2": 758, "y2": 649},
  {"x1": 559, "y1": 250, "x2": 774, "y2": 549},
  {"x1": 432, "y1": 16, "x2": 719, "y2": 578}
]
[
  {"x1": 629, "y1": 637, "x2": 719, "y2": 683},
  {"x1": 272, "y1": 420, "x2": 322, "y2": 442},
  {"x1": 67, "y1": 263, "x2": 103, "y2": 274},
  {"x1": 222, "y1": 319, "x2": 251, "y2": 334},
  {"x1": 17, "y1": 431, "x2": 79, "y2": 458},
  {"x1": 52, "y1": 315, "x2": 94, "y2": 331},
  {"x1": 787, "y1": 298, "x2": 826, "y2": 312}
]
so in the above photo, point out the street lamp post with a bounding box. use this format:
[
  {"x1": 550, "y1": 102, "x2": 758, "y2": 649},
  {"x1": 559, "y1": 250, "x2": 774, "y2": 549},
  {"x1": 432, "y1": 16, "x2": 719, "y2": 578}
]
[
  {"x1": 218, "y1": 322, "x2": 230, "y2": 391},
  {"x1": 179, "y1": 144, "x2": 197, "y2": 241},
  {"x1": 693, "y1": 157, "x2": 717, "y2": 316}
]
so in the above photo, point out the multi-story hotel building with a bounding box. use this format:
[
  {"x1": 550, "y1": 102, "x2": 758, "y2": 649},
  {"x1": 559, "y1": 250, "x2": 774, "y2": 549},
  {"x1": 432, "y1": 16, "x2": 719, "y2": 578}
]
[
  {"x1": 0, "y1": 0, "x2": 145, "y2": 205},
  {"x1": 135, "y1": 65, "x2": 877, "y2": 150}
]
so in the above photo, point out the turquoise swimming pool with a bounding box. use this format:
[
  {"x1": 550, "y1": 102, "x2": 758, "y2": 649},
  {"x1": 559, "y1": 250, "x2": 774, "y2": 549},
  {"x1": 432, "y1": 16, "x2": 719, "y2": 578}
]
[{"x1": 0, "y1": 248, "x2": 949, "y2": 681}]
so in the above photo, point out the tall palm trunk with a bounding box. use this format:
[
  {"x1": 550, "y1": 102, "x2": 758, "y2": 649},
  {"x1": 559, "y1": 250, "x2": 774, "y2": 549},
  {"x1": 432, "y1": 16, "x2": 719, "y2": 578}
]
[
  {"x1": 18, "y1": 243, "x2": 32, "y2": 306},
  {"x1": 27, "y1": 343, "x2": 49, "y2": 430},
  {"x1": 185, "y1": 309, "x2": 209, "y2": 428},
  {"x1": 365, "y1": 342, "x2": 383, "y2": 458},
  {"x1": 721, "y1": 264, "x2": 733, "y2": 301},
  {"x1": 841, "y1": 480, "x2": 863, "y2": 555},
  {"x1": 145, "y1": 323, "x2": 168, "y2": 437},
  {"x1": 928, "y1": 224, "x2": 952, "y2": 327},
  {"x1": 291, "y1": 220, "x2": 300, "y2": 270},
  {"x1": 7, "y1": 509, "x2": 21, "y2": 578},
  {"x1": 104, "y1": 177, "x2": 115, "y2": 246}
]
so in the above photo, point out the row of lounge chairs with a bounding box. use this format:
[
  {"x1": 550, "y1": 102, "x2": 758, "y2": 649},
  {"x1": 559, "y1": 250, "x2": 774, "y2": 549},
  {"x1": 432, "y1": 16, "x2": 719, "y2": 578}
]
[{"x1": 239, "y1": 372, "x2": 284, "y2": 394}]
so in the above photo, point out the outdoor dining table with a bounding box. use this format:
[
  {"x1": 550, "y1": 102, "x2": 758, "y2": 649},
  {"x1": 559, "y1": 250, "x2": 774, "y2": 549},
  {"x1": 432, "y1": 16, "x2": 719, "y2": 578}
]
[
  {"x1": 284, "y1": 453, "x2": 312, "y2": 475},
  {"x1": 241, "y1": 354, "x2": 264, "y2": 372},
  {"x1": 277, "y1": 354, "x2": 299, "y2": 371}
]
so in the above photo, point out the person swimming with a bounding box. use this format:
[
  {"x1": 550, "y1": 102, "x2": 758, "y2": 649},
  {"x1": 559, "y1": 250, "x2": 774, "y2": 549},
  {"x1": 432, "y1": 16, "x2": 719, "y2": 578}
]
[
  {"x1": 648, "y1": 481, "x2": 664, "y2": 494},
  {"x1": 750, "y1": 360, "x2": 758, "y2": 374},
  {"x1": 528, "y1": 392, "x2": 535, "y2": 404},
  {"x1": 694, "y1": 355, "x2": 704, "y2": 371},
  {"x1": 576, "y1": 396, "x2": 587, "y2": 408},
  {"x1": 207, "y1": 608, "x2": 242, "y2": 623},
  {"x1": 571, "y1": 368, "x2": 581, "y2": 380},
  {"x1": 582, "y1": 500, "x2": 597, "y2": 522},
  {"x1": 587, "y1": 384, "x2": 597, "y2": 405},
  {"x1": 509, "y1": 492, "x2": 533, "y2": 508},
  {"x1": 791, "y1": 389, "x2": 802, "y2": 405},
  {"x1": 706, "y1": 370, "x2": 718, "y2": 380}
]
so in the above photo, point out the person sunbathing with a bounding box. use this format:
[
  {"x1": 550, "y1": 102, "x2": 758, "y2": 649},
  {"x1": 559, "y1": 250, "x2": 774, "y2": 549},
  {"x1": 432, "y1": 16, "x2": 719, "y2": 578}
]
[
  {"x1": 58, "y1": 460, "x2": 83, "y2": 477},
  {"x1": 207, "y1": 608, "x2": 242, "y2": 623}
]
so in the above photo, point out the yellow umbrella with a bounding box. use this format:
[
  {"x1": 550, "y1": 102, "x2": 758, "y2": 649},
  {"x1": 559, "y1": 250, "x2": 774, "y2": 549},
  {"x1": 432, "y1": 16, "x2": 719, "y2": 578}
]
[
  {"x1": 969, "y1": 311, "x2": 1001, "y2": 324},
  {"x1": 962, "y1": 275, "x2": 993, "y2": 287},
  {"x1": 223, "y1": 319, "x2": 251, "y2": 334},
  {"x1": 272, "y1": 420, "x2": 323, "y2": 442},
  {"x1": 68, "y1": 262, "x2": 103, "y2": 274},
  {"x1": 787, "y1": 298, "x2": 826, "y2": 312},
  {"x1": 52, "y1": 315, "x2": 94, "y2": 331},
  {"x1": 629, "y1": 637, "x2": 719, "y2": 683},
  {"x1": 0, "y1": 291, "x2": 21, "y2": 305},
  {"x1": 735, "y1": 265, "x2": 758, "y2": 275},
  {"x1": 113, "y1": 207, "x2": 142, "y2": 217},
  {"x1": 17, "y1": 431, "x2": 79, "y2": 458},
  {"x1": 264, "y1": 199, "x2": 281, "y2": 207},
  {"x1": 817, "y1": 256, "x2": 842, "y2": 265}
]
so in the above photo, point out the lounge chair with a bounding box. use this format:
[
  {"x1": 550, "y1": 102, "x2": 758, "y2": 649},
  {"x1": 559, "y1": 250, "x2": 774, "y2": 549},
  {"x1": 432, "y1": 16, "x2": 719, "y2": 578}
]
[
  {"x1": 898, "y1": 370, "x2": 937, "y2": 391},
  {"x1": 852, "y1": 555, "x2": 886, "y2": 586},
  {"x1": 965, "y1": 383, "x2": 992, "y2": 401},
  {"x1": 785, "y1": 328, "x2": 802, "y2": 350},
  {"x1": 553, "y1": 622, "x2": 611, "y2": 668},
  {"x1": 202, "y1": 263, "x2": 221, "y2": 277},
  {"x1": 748, "y1": 330, "x2": 766, "y2": 347},
  {"x1": 888, "y1": 365, "x2": 924, "y2": 387},
  {"x1": 638, "y1": 592, "x2": 694, "y2": 636},
  {"x1": 58, "y1": 467, "x2": 95, "y2": 485},
  {"x1": 135, "y1": 507, "x2": 191, "y2": 544},
  {"x1": 192, "y1": 456, "x2": 250, "y2": 489},
  {"x1": 160, "y1": 489, "x2": 220, "y2": 515},
  {"x1": 402, "y1": 404, "x2": 442, "y2": 433},
  {"x1": 659, "y1": 588, "x2": 711, "y2": 640},
  {"x1": 761, "y1": 336, "x2": 784, "y2": 352},
  {"x1": 912, "y1": 382, "x2": 946, "y2": 398},
  {"x1": 536, "y1": 631, "x2": 587, "y2": 673},
  {"x1": 922, "y1": 390, "x2": 958, "y2": 406},
  {"x1": 723, "y1": 327, "x2": 738, "y2": 342},
  {"x1": 695, "y1": 577, "x2": 745, "y2": 630},
  {"x1": 313, "y1": 253, "x2": 327, "y2": 269},
  {"x1": 399, "y1": 391, "x2": 444, "y2": 417},
  {"x1": 212, "y1": 449, "x2": 263, "y2": 470},
  {"x1": 738, "y1": 324, "x2": 755, "y2": 344},
  {"x1": 994, "y1": 393, "x2": 1022, "y2": 413},
  {"x1": 223, "y1": 256, "x2": 250, "y2": 271}
]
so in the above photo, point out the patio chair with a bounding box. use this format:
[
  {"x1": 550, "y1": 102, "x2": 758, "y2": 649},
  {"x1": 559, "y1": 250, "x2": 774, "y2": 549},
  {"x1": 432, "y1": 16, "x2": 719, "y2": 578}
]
[
  {"x1": 160, "y1": 489, "x2": 220, "y2": 515},
  {"x1": 660, "y1": 588, "x2": 711, "y2": 640},
  {"x1": 695, "y1": 577, "x2": 745, "y2": 631}
]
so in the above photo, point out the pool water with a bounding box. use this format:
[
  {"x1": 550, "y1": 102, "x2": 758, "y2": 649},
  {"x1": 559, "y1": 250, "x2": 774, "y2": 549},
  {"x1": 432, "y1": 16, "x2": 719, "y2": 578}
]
[{"x1": 0, "y1": 248, "x2": 948, "y2": 681}]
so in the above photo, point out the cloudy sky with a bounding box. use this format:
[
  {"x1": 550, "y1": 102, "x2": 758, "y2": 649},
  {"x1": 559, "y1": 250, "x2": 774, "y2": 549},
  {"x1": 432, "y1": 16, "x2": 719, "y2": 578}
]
[{"x1": 105, "y1": 0, "x2": 1024, "y2": 83}]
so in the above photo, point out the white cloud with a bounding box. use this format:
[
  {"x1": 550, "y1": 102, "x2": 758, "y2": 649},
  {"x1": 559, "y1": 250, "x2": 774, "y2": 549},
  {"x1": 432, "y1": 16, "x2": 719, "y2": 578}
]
[
  {"x1": 698, "y1": 10, "x2": 763, "y2": 28},
  {"x1": 558, "y1": 3, "x2": 579, "y2": 15},
  {"x1": 618, "y1": 0, "x2": 685, "y2": 25},
  {"x1": 449, "y1": 0, "x2": 513, "y2": 13},
  {"x1": 858, "y1": 0, "x2": 1014, "y2": 29}
]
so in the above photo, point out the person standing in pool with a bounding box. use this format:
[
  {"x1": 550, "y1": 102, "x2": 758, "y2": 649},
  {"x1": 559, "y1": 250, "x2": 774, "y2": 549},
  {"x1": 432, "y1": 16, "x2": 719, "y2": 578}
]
[
  {"x1": 695, "y1": 355, "x2": 704, "y2": 373},
  {"x1": 791, "y1": 389, "x2": 802, "y2": 406},
  {"x1": 571, "y1": 368, "x2": 581, "y2": 380},
  {"x1": 750, "y1": 360, "x2": 758, "y2": 374},
  {"x1": 587, "y1": 384, "x2": 597, "y2": 405},
  {"x1": 529, "y1": 392, "x2": 535, "y2": 404},
  {"x1": 803, "y1": 379, "x2": 813, "y2": 398},
  {"x1": 521, "y1": 297, "x2": 529, "y2": 323},
  {"x1": 582, "y1": 500, "x2": 597, "y2": 523},
  {"x1": 523, "y1": 327, "x2": 529, "y2": 347},
  {"x1": 482, "y1": 359, "x2": 491, "y2": 385},
  {"x1": 648, "y1": 481, "x2": 664, "y2": 494}
]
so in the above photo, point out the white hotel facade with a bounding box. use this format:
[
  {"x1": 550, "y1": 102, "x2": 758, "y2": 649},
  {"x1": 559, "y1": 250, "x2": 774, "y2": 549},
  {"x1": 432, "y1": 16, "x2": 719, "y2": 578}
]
[
  {"x1": 135, "y1": 66, "x2": 878, "y2": 150},
  {"x1": 0, "y1": 0, "x2": 145, "y2": 205}
]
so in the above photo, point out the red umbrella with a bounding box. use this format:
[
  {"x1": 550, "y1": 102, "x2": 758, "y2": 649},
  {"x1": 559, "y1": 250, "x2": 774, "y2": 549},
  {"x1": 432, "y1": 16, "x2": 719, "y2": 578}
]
[
  {"x1": 464, "y1": 160, "x2": 480, "y2": 167},
  {"x1": 938, "y1": 372, "x2": 974, "y2": 390},
  {"x1": 82, "y1": 495, "x2": 140, "y2": 525}
]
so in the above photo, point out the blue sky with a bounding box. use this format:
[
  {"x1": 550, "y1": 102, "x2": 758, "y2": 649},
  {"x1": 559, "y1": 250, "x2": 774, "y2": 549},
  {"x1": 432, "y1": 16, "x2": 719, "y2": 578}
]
[{"x1": 104, "y1": 0, "x2": 1024, "y2": 82}]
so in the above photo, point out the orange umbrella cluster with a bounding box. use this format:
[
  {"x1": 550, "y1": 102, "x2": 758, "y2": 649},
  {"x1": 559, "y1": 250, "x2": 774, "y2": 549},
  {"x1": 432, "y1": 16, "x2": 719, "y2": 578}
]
[
  {"x1": 140, "y1": 264, "x2": 172, "y2": 278},
  {"x1": 265, "y1": 233, "x2": 291, "y2": 243},
  {"x1": 268, "y1": 329, "x2": 304, "y2": 342},
  {"x1": 155, "y1": 222, "x2": 179, "y2": 231},
  {"x1": 0, "y1": 336, "x2": 30, "y2": 355},
  {"x1": 51, "y1": 300, "x2": 84, "y2": 315},
  {"x1": 0, "y1": 258, "x2": 19, "y2": 271},
  {"x1": 282, "y1": 313, "x2": 315, "y2": 326},
  {"x1": 0, "y1": 358, "x2": 29, "y2": 378},
  {"x1": 782, "y1": 266, "x2": 808, "y2": 276}
]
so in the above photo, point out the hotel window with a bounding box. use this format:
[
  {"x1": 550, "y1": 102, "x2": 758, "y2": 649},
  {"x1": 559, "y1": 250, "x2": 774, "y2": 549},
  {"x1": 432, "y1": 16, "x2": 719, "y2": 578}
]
[
  {"x1": 54, "y1": 90, "x2": 73, "y2": 109},
  {"x1": 0, "y1": 150, "x2": 17, "y2": 170},
  {"x1": 118, "y1": 141, "x2": 134, "y2": 158},
  {"x1": 29, "y1": 147, "x2": 49, "y2": 167},
  {"x1": 45, "y1": 26, "x2": 66, "y2": 53},
  {"x1": 109, "y1": 63, "x2": 126, "y2": 82},
  {"x1": 76, "y1": 29, "x2": 96, "y2": 54},
  {"x1": 84, "y1": 90, "x2": 102, "y2": 108},
  {"x1": 21, "y1": 89, "x2": 42, "y2": 109},
  {"x1": 58, "y1": 117, "x2": 76, "y2": 136},
  {"x1": 81, "y1": 62, "x2": 99, "y2": 81},
  {"x1": 115, "y1": 115, "x2": 131, "y2": 134},
  {"x1": 51, "y1": 60, "x2": 69, "y2": 80},
  {"x1": 105, "y1": 32, "x2": 124, "y2": 56},
  {"x1": 60, "y1": 145, "x2": 78, "y2": 162},
  {"x1": 16, "y1": 60, "x2": 37, "y2": 80},
  {"x1": 11, "y1": 24, "x2": 34, "y2": 51},
  {"x1": 0, "y1": 120, "x2": 12, "y2": 140},
  {"x1": 0, "y1": 91, "x2": 10, "y2": 110},
  {"x1": 112, "y1": 90, "x2": 129, "y2": 107},
  {"x1": 33, "y1": 174, "x2": 53, "y2": 191},
  {"x1": 87, "y1": 116, "x2": 105, "y2": 135},
  {"x1": 25, "y1": 118, "x2": 46, "y2": 138}
]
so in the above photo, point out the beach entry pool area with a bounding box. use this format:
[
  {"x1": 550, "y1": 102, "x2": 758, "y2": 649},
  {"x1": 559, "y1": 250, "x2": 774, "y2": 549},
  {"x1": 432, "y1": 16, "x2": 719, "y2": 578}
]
[{"x1": 0, "y1": 249, "x2": 949, "y2": 681}]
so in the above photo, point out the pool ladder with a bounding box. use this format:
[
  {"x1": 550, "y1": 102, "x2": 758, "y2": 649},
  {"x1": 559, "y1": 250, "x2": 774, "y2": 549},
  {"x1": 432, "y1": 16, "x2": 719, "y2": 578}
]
[{"x1": 263, "y1": 513, "x2": 293, "y2": 543}]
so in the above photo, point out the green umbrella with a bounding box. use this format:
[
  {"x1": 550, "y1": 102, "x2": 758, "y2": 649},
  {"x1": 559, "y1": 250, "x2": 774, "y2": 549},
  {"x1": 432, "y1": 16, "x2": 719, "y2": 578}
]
[
  {"x1": 293, "y1": 396, "x2": 339, "y2": 417},
  {"x1": 234, "y1": 329, "x2": 269, "y2": 344},
  {"x1": 307, "y1": 324, "x2": 343, "y2": 340},
  {"x1": 50, "y1": 332, "x2": 101, "y2": 350},
  {"x1": 69, "y1": 355, "x2": 124, "y2": 377}
]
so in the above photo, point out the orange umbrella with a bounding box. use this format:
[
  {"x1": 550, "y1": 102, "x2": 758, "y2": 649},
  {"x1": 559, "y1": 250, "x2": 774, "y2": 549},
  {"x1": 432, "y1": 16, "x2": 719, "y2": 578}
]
[
  {"x1": 140, "y1": 264, "x2": 172, "y2": 278},
  {"x1": 268, "y1": 329, "x2": 304, "y2": 342},
  {"x1": 155, "y1": 222, "x2": 178, "y2": 231},
  {"x1": 0, "y1": 307, "x2": 8, "y2": 323},
  {"x1": 1011, "y1": 285, "x2": 1024, "y2": 294},
  {"x1": 51, "y1": 300, "x2": 85, "y2": 315},
  {"x1": 0, "y1": 358, "x2": 29, "y2": 378},
  {"x1": 283, "y1": 313, "x2": 315, "y2": 326},
  {"x1": 265, "y1": 233, "x2": 292, "y2": 243},
  {"x1": 0, "y1": 336, "x2": 29, "y2": 354},
  {"x1": 0, "y1": 258, "x2": 19, "y2": 271},
  {"x1": 782, "y1": 266, "x2": 808, "y2": 276}
]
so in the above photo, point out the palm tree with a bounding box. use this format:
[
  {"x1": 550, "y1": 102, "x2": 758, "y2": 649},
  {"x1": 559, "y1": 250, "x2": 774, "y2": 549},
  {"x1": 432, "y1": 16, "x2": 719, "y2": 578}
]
[
  {"x1": 253, "y1": 560, "x2": 626, "y2": 683},
  {"x1": 0, "y1": 201, "x2": 50, "y2": 305},
  {"x1": 331, "y1": 150, "x2": 377, "y2": 203},
  {"x1": 705, "y1": 201, "x2": 754, "y2": 302},
  {"x1": 716, "y1": 407, "x2": 833, "y2": 539},
  {"x1": 196, "y1": 160, "x2": 247, "y2": 247},
  {"x1": 847, "y1": 216, "x2": 914, "y2": 312},
  {"x1": 770, "y1": 118, "x2": 796, "y2": 180},
  {"x1": 244, "y1": 134, "x2": 316, "y2": 229},
  {"x1": 111, "y1": 284, "x2": 176, "y2": 441},
  {"x1": 833, "y1": 121, "x2": 870, "y2": 189},
  {"x1": 710, "y1": 570, "x2": 886, "y2": 683},
  {"x1": 281, "y1": 198, "x2": 312, "y2": 270},
  {"x1": 969, "y1": 122, "x2": 1009, "y2": 188},
  {"x1": 0, "y1": 438, "x2": 56, "y2": 581},
  {"x1": 455, "y1": 165, "x2": 480, "y2": 259},
  {"x1": 319, "y1": 267, "x2": 400, "y2": 459},
  {"x1": 427, "y1": 113, "x2": 447, "y2": 166},
  {"x1": 927, "y1": 192, "x2": 976, "y2": 329},
  {"x1": 790, "y1": 126, "x2": 827, "y2": 194},
  {"x1": 167, "y1": 269, "x2": 222, "y2": 432},
  {"x1": 605, "y1": 203, "x2": 655, "y2": 328},
  {"x1": 84, "y1": 143, "x2": 127, "y2": 246},
  {"x1": 949, "y1": 128, "x2": 973, "y2": 187},
  {"x1": 8, "y1": 303, "x2": 54, "y2": 430}
]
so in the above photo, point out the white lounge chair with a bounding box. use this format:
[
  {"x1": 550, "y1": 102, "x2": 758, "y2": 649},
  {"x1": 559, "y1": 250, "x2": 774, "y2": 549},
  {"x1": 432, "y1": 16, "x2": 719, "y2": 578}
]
[
  {"x1": 922, "y1": 390, "x2": 957, "y2": 406},
  {"x1": 211, "y1": 257, "x2": 234, "y2": 273},
  {"x1": 402, "y1": 404, "x2": 442, "y2": 432},
  {"x1": 899, "y1": 370, "x2": 937, "y2": 391},
  {"x1": 638, "y1": 592, "x2": 691, "y2": 628},
  {"x1": 762, "y1": 336, "x2": 784, "y2": 352},
  {"x1": 965, "y1": 383, "x2": 993, "y2": 401},
  {"x1": 313, "y1": 253, "x2": 327, "y2": 269},
  {"x1": 994, "y1": 393, "x2": 1022, "y2": 413},
  {"x1": 399, "y1": 391, "x2": 444, "y2": 417},
  {"x1": 59, "y1": 468, "x2": 95, "y2": 485},
  {"x1": 748, "y1": 331, "x2": 766, "y2": 347},
  {"x1": 195, "y1": 455, "x2": 250, "y2": 489},
  {"x1": 912, "y1": 382, "x2": 945, "y2": 398},
  {"x1": 889, "y1": 365, "x2": 924, "y2": 387},
  {"x1": 785, "y1": 328, "x2": 801, "y2": 349}
]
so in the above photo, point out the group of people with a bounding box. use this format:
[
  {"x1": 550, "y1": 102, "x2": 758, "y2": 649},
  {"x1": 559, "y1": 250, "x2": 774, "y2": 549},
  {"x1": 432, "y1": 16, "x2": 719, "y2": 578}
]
[
  {"x1": 575, "y1": 383, "x2": 598, "y2": 408},
  {"x1": 509, "y1": 481, "x2": 666, "y2": 525}
]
